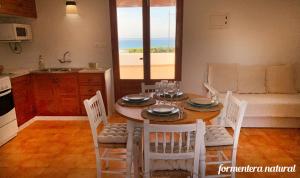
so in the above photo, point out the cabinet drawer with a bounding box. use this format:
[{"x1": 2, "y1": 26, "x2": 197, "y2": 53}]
[
  {"x1": 78, "y1": 73, "x2": 105, "y2": 85},
  {"x1": 79, "y1": 86, "x2": 105, "y2": 96}
]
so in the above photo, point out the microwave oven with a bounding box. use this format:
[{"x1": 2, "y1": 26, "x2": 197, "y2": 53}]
[{"x1": 0, "y1": 23, "x2": 32, "y2": 41}]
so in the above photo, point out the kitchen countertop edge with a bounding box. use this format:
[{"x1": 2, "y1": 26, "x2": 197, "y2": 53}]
[{"x1": 3, "y1": 68, "x2": 107, "y2": 79}]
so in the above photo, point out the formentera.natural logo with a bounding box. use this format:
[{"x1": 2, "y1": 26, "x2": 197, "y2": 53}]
[{"x1": 218, "y1": 164, "x2": 296, "y2": 174}]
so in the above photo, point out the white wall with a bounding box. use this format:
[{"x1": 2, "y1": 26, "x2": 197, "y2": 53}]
[
  {"x1": 181, "y1": 0, "x2": 300, "y2": 94},
  {"x1": 0, "y1": 0, "x2": 112, "y2": 70},
  {"x1": 1, "y1": 0, "x2": 300, "y2": 95}
]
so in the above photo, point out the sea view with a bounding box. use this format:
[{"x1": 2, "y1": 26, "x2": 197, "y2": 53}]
[
  {"x1": 119, "y1": 38, "x2": 175, "y2": 50},
  {"x1": 118, "y1": 38, "x2": 176, "y2": 79}
]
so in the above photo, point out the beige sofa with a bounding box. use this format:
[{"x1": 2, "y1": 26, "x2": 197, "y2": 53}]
[{"x1": 204, "y1": 63, "x2": 300, "y2": 128}]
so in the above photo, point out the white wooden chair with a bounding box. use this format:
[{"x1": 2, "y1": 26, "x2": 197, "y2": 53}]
[
  {"x1": 141, "y1": 82, "x2": 159, "y2": 94},
  {"x1": 143, "y1": 119, "x2": 206, "y2": 178},
  {"x1": 203, "y1": 83, "x2": 220, "y2": 99},
  {"x1": 84, "y1": 91, "x2": 141, "y2": 178},
  {"x1": 204, "y1": 91, "x2": 247, "y2": 178}
]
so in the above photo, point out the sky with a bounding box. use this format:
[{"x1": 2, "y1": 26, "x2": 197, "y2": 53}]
[{"x1": 117, "y1": 6, "x2": 176, "y2": 39}]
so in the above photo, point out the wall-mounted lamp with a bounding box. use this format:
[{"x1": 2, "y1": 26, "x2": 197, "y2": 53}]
[{"x1": 66, "y1": 0, "x2": 78, "y2": 14}]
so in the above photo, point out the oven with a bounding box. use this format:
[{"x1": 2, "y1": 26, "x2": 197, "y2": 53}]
[
  {"x1": 0, "y1": 89, "x2": 14, "y2": 118},
  {"x1": 0, "y1": 76, "x2": 18, "y2": 146}
]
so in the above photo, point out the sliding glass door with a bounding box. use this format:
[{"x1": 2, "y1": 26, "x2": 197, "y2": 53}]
[
  {"x1": 110, "y1": 0, "x2": 183, "y2": 99},
  {"x1": 150, "y1": 0, "x2": 176, "y2": 79},
  {"x1": 117, "y1": 0, "x2": 144, "y2": 79}
]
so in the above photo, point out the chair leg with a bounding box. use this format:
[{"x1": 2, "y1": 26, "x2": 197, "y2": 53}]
[
  {"x1": 231, "y1": 148, "x2": 237, "y2": 178},
  {"x1": 133, "y1": 142, "x2": 140, "y2": 178},
  {"x1": 95, "y1": 148, "x2": 102, "y2": 178},
  {"x1": 200, "y1": 153, "x2": 206, "y2": 178},
  {"x1": 126, "y1": 122, "x2": 134, "y2": 178}
]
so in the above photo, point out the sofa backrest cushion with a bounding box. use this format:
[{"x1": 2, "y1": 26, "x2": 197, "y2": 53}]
[
  {"x1": 296, "y1": 64, "x2": 300, "y2": 92},
  {"x1": 237, "y1": 65, "x2": 266, "y2": 94},
  {"x1": 266, "y1": 64, "x2": 297, "y2": 94},
  {"x1": 208, "y1": 63, "x2": 238, "y2": 93}
]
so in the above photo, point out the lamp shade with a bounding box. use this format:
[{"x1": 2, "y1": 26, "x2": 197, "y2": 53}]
[{"x1": 66, "y1": 0, "x2": 78, "y2": 14}]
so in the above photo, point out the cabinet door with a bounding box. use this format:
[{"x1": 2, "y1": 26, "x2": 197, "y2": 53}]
[
  {"x1": 18, "y1": 0, "x2": 37, "y2": 18},
  {"x1": 55, "y1": 74, "x2": 80, "y2": 115},
  {"x1": 32, "y1": 74, "x2": 57, "y2": 115},
  {"x1": 0, "y1": 0, "x2": 37, "y2": 18},
  {"x1": 78, "y1": 73, "x2": 107, "y2": 116},
  {"x1": 25, "y1": 75, "x2": 35, "y2": 120},
  {"x1": 11, "y1": 74, "x2": 35, "y2": 126},
  {"x1": 0, "y1": 0, "x2": 18, "y2": 14}
]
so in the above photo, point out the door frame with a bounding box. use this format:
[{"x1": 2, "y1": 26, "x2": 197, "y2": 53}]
[{"x1": 109, "y1": 0, "x2": 184, "y2": 100}]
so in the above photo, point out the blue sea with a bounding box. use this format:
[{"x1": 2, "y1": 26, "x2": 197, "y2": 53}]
[{"x1": 119, "y1": 38, "x2": 175, "y2": 49}]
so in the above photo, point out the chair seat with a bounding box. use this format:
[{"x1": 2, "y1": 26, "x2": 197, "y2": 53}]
[
  {"x1": 98, "y1": 123, "x2": 127, "y2": 144},
  {"x1": 98, "y1": 123, "x2": 142, "y2": 144},
  {"x1": 205, "y1": 125, "x2": 233, "y2": 147}
]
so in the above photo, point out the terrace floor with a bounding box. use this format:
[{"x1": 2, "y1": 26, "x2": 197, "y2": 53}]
[{"x1": 0, "y1": 114, "x2": 299, "y2": 178}]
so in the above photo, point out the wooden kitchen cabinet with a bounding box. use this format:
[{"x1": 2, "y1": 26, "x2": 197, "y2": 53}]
[
  {"x1": 32, "y1": 73, "x2": 80, "y2": 116},
  {"x1": 56, "y1": 74, "x2": 80, "y2": 115},
  {"x1": 79, "y1": 73, "x2": 107, "y2": 115},
  {"x1": 0, "y1": 0, "x2": 37, "y2": 18},
  {"x1": 11, "y1": 74, "x2": 35, "y2": 126},
  {"x1": 32, "y1": 74, "x2": 57, "y2": 115}
]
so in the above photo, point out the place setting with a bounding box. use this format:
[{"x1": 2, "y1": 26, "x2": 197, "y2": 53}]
[
  {"x1": 183, "y1": 96, "x2": 223, "y2": 112},
  {"x1": 117, "y1": 93, "x2": 156, "y2": 107},
  {"x1": 141, "y1": 104, "x2": 185, "y2": 122},
  {"x1": 154, "y1": 81, "x2": 189, "y2": 102}
]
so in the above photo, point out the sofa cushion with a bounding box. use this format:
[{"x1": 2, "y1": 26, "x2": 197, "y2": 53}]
[
  {"x1": 219, "y1": 93, "x2": 300, "y2": 118},
  {"x1": 295, "y1": 64, "x2": 300, "y2": 92},
  {"x1": 266, "y1": 65, "x2": 297, "y2": 94},
  {"x1": 208, "y1": 63, "x2": 238, "y2": 93},
  {"x1": 237, "y1": 65, "x2": 266, "y2": 94}
]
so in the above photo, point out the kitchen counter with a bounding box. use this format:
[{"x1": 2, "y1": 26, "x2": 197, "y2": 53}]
[
  {"x1": 78, "y1": 68, "x2": 106, "y2": 73},
  {"x1": 1, "y1": 68, "x2": 108, "y2": 78},
  {"x1": 1, "y1": 69, "x2": 31, "y2": 79}
]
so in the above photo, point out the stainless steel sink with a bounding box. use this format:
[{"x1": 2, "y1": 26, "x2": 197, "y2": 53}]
[{"x1": 33, "y1": 68, "x2": 80, "y2": 73}]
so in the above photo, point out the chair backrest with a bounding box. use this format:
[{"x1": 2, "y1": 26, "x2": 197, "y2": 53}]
[
  {"x1": 84, "y1": 90, "x2": 108, "y2": 148},
  {"x1": 141, "y1": 82, "x2": 161, "y2": 93},
  {"x1": 141, "y1": 82, "x2": 156, "y2": 93},
  {"x1": 143, "y1": 119, "x2": 206, "y2": 176},
  {"x1": 222, "y1": 91, "x2": 247, "y2": 149},
  {"x1": 203, "y1": 83, "x2": 220, "y2": 99}
]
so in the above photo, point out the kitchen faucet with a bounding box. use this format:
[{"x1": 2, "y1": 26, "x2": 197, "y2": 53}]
[{"x1": 58, "y1": 51, "x2": 72, "y2": 63}]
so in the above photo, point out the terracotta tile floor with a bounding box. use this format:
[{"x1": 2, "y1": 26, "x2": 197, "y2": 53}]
[{"x1": 0, "y1": 115, "x2": 299, "y2": 178}]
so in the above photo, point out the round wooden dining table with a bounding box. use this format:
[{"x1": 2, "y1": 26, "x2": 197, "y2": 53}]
[
  {"x1": 115, "y1": 93, "x2": 220, "y2": 124},
  {"x1": 114, "y1": 93, "x2": 221, "y2": 178}
]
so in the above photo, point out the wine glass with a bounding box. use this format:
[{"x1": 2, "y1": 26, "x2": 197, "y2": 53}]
[
  {"x1": 161, "y1": 81, "x2": 168, "y2": 103},
  {"x1": 167, "y1": 82, "x2": 176, "y2": 105},
  {"x1": 155, "y1": 82, "x2": 160, "y2": 97}
]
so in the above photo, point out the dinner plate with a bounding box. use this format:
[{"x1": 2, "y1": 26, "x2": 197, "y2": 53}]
[
  {"x1": 188, "y1": 100, "x2": 218, "y2": 108},
  {"x1": 152, "y1": 105, "x2": 175, "y2": 114},
  {"x1": 147, "y1": 105, "x2": 179, "y2": 116},
  {"x1": 122, "y1": 94, "x2": 150, "y2": 102},
  {"x1": 160, "y1": 91, "x2": 184, "y2": 97},
  {"x1": 147, "y1": 108, "x2": 179, "y2": 116},
  {"x1": 189, "y1": 98, "x2": 214, "y2": 105}
]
